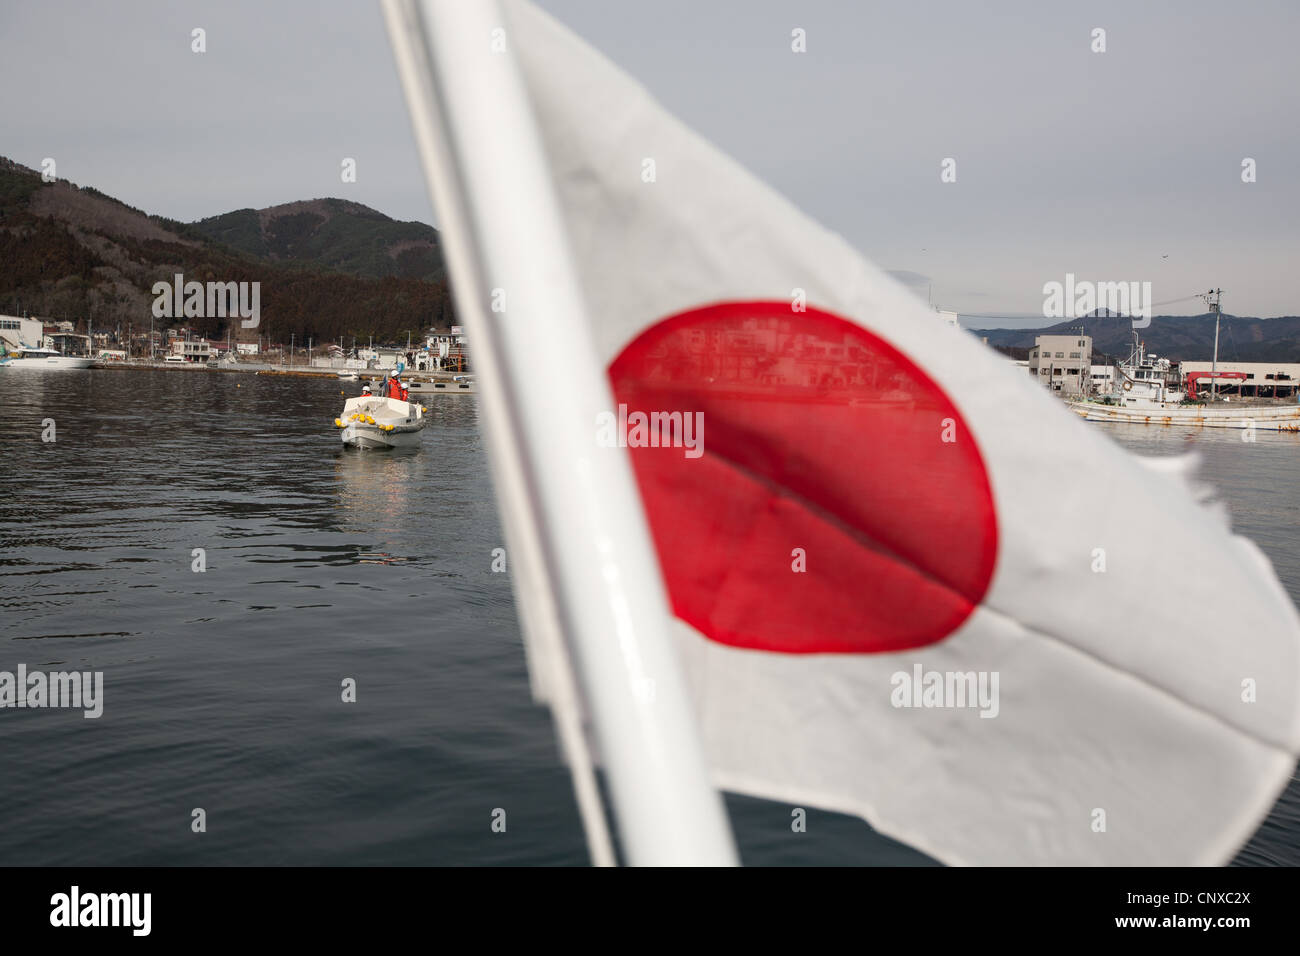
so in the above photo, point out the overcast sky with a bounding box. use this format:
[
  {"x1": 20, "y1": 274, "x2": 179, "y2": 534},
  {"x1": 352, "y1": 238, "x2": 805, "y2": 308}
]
[{"x1": 2, "y1": 0, "x2": 1297, "y2": 327}]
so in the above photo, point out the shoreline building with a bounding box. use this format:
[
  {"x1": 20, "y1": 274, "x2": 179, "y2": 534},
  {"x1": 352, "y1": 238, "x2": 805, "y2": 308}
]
[
  {"x1": 0, "y1": 314, "x2": 46, "y2": 351},
  {"x1": 1178, "y1": 360, "x2": 1300, "y2": 399},
  {"x1": 170, "y1": 338, "x2": 211, "y2": 362},
  {"x1": 1029, "y1": 334, "x2": 1093, "y2": 396}
]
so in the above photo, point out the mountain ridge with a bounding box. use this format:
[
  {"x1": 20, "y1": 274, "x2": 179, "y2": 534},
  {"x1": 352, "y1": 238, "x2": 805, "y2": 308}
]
[
  {"x1": 977, "y1": 315, "x2": 1300, "y2": 363},
  {"x1": 191, "y1": 198, "x2": 444, "y2": 282},
  {"x1": 0, "y1": 157, "x2": 452, "y2": 343}
]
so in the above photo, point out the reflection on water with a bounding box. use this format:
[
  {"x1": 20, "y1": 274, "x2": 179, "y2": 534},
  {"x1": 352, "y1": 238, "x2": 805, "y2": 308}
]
[
  {"x1": 0, "y1": 370, "x2": 591, "y2": 866},
  {"x1": 0, "y1": 370, "x2": 1296, "y2": 865},
  {"x1": 332, "y1": 446, "x2": 424, "y2": 544}
]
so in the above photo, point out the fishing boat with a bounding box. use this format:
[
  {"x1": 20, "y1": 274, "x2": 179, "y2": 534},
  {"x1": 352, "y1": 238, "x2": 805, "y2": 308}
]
[
  {"x1": 0, "y1": 344, "x2": 95, "y2": 370},
  {"x1": 337, "y1": 371, "x2": 359, "y2": 381},
  {"x1": 1067, "y1": 290, "x2": 1300, "y2": 431},
  {"x1": 1067, "y1": 398, "x2": 1300, "y2": 431},
  {"x1": 334, "y1": 393, "x2": 426, "y2": 449}
]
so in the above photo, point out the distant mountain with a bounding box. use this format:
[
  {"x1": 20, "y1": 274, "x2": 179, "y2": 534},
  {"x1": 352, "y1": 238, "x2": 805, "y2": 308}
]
[
  {"x1": 192, "y1": 199, "x2": 445, "y2": 282},
  {"x1": 978, "y1": 315, "x2": 1300, "y2": 364},
  {"x1": 0, "y1": 156, "x2": 452, "y2": 344}
]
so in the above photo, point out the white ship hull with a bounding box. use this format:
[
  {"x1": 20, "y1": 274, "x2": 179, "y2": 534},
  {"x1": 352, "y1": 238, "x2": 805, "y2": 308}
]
[
  {"x1": 1068, "y1": 399, "x2": 1300, "y2": 431},
  {"x1": 0, "y1": 355, "x2": 95, "y2": 370},
  {"x1": 339, "y1": 422, "x2": 425, "y2": 449},
  {"x1": 335, "y1": 395, "x2": 426, "y2": 449}
]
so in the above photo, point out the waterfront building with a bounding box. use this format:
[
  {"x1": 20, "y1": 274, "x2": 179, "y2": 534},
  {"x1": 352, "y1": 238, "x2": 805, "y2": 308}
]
[{"x1": 1029, "y1": 334, "x2": 1093, "y2": 395}]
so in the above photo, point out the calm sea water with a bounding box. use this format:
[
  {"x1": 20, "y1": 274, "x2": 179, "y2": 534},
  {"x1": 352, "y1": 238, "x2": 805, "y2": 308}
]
[{"x1": 0, "y1": 369, "x2": 1295, "y2": 865}]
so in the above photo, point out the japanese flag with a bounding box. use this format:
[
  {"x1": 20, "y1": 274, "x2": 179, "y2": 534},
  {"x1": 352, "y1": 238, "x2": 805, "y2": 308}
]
[
  {"x1": 495, "y1": 0, "x2": 1300, "y2": 865},
  {"x1": 385, "y1": 0, "x2": 1300, "y2": 865}
]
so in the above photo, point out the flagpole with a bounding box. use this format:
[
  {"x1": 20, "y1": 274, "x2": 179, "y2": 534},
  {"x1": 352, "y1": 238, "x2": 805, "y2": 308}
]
[{"x1": 381, "y1": 0, "x2": 737, "y2": 866}]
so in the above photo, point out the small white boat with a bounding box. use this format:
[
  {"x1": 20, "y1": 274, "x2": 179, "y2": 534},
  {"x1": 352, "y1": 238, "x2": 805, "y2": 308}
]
[
  {"x1": 337, "y1": 371, "x2": 359, "y2": 381},
  {"x1": 0, "y1": 346, "x2": 95, "y2": 370},
  {"x1": 335, "y1": 394, "x2": 426, "y2": 449}
]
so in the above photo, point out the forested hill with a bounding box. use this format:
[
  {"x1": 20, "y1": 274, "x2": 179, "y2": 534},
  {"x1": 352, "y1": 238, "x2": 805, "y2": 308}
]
[
  {"x1": 192, "y1": 199, "x2": 445, "y2": 282},
  {"x1": 978, "y1": 314, "x2": 1300, "y2": 363},
  {"x1": 0, "y1": 156, "x2": 453, "y2": 344}
]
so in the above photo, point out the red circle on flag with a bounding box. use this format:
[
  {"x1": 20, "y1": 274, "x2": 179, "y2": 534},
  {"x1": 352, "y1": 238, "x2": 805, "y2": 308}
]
[{"x1": 608, "y1": 301, "x2": 998, "y2": 654}]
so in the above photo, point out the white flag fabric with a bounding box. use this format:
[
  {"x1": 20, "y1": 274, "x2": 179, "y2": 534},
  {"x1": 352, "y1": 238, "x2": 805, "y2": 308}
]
[{"x1": 500, "y1": 0, "x2": 1300, "y2": 865}]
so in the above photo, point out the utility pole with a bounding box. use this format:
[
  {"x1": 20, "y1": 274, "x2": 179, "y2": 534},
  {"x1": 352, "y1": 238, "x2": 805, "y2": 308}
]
[{"x1": 1203, "y1": 289, "x2": 1223, "y2": 402}]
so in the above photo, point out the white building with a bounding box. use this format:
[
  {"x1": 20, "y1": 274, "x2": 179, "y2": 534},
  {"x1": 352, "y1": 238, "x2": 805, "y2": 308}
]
[
  {"x1": 170, "y1": 339, "x2": 211, "y2": 362},
  {"x1": 1179, "y1": 360, "x2": 1300, "y2": 398},
  {"x1": 418, "y1": 330, "x2": 470, "y2": 371},
  {"x1": 0, "y1": 314, "x2": 44, "y2": 350},
  {"x1": 1029, "y1": 334, "x2": 1093, "y2": 395},
  {"x1": 1090, "y1": 364, "x2": 1116, "y2": 392}
]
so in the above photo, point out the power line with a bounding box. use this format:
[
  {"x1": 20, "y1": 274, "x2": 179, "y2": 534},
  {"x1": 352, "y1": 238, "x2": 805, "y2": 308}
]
[
  {"x1": 1148, "y1": 292, "x2": 1211, "y2": 309},
  {"x1": 965, "y1": 292, "x2": 1221, "y2": 325}
]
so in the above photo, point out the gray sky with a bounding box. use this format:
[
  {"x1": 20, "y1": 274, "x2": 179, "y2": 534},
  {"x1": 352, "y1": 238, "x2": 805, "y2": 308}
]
[{"x1": 3, "y1": 0, "x2": 1297, "y2": 327}]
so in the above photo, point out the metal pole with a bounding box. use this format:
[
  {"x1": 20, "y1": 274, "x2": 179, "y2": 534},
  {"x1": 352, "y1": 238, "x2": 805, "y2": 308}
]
[
  {"x1": 1210, "y1": 290, "x2": 1221, "y2": 402},
  {"x1": 383, "y1": 0, "x2": 736, "y2": 866}
]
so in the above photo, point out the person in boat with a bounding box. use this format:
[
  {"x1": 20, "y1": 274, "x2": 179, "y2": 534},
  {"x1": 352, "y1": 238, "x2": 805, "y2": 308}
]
[{"x1": 361, "y1": 384, "x2": 372, "y2": 397}]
